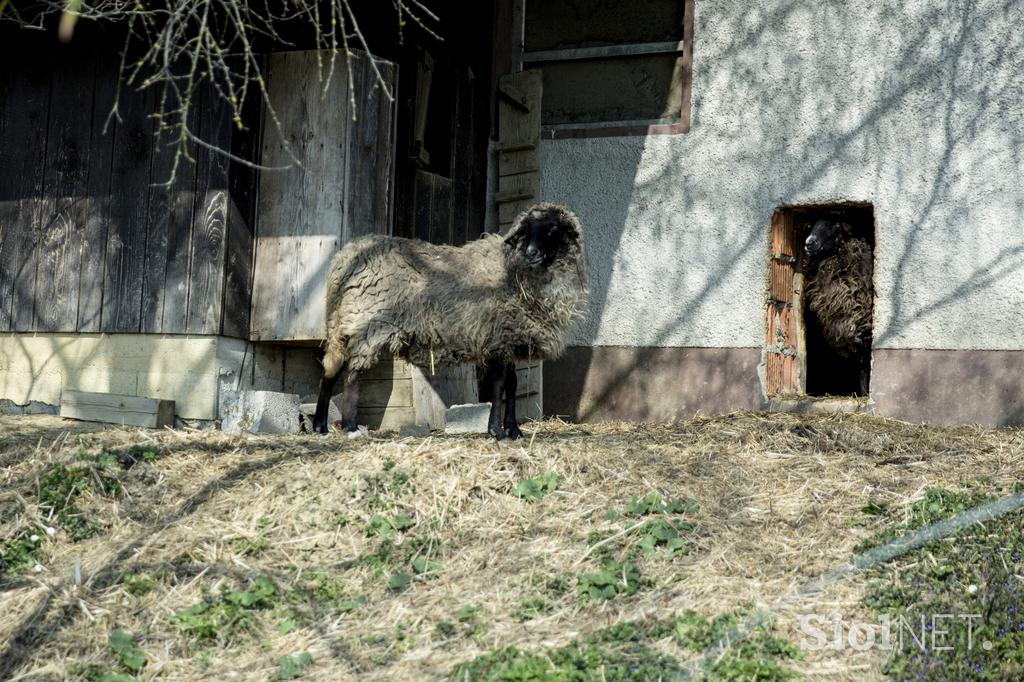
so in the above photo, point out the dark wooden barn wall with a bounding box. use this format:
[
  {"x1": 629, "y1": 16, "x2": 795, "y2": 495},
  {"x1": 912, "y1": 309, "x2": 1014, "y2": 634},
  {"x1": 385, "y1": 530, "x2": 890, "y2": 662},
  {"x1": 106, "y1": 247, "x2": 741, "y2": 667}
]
[{"x1": 0, "y1": 47, "x2": 258, "y2": 338}]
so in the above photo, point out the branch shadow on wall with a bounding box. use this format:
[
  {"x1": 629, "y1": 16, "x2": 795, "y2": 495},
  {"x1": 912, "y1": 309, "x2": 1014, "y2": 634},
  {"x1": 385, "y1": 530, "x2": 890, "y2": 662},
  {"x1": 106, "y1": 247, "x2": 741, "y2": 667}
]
[{"x1": 547, "y1": 0, "x2": 1024, "y2": 424}]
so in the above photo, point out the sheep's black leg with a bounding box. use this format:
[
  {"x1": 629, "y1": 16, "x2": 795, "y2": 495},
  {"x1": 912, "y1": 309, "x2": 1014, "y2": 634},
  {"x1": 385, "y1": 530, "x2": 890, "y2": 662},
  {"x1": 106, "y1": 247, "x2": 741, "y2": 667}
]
[
  {"x1": 503, "y1": 362, "x2": 522, "y2": 440},
  {"x1": 313, "y1": 371, "x2": 339, "y2": 434},
  {"x1": 485, "y1": 362, "x2": 508, "y2": 440},
  {"x1": 339, "y1": 370, "x2": 361, "y2": 432}
]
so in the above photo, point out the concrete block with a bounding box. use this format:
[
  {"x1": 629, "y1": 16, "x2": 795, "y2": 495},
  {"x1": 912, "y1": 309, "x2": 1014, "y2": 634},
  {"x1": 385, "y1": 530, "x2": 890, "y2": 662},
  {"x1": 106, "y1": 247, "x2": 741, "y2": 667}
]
[
  {"x1": 298, "y1": 396, "x2": 342, "y2": 432},
  {"x1": 399, "y1": 423, "x2": 431, "y2": 437},
  {"x1": 445, "y1": 402, "x2": 491, "y2": 434},
  {"x1": 221, "y1": 390, "x2": 301, "y2": 435}
]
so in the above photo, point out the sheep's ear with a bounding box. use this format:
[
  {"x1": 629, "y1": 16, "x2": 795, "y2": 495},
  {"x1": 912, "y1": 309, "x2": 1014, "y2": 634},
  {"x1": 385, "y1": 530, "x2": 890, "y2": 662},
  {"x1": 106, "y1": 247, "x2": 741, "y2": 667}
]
[
  {"x1": 503, "y1": 221, "x2": 527, "y2": 246},
  {"x1": 556, "y1": 209, "x2": 581, "y2": 241},
  {"x1": 505, "y1": 208, "x2": 539, "y2": 245}
]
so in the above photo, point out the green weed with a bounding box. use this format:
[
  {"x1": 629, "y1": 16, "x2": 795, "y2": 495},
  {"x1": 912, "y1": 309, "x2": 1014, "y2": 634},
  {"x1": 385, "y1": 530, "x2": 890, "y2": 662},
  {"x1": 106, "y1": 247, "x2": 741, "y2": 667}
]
[
  {"x1": 513, "y1": 473, "x2": 559, "y2": 502},
  {"x1": 231, "y1": 536, "x2": 269, "y2": 557},
  {"x1": 411, "y1": 555, "x2": 442, "y2": 578},
  {"x1": 862, "y1": 486, "x2": 1024, "y2": 680},
  {"x1": 577, "y1": 560, "x2": 643, "y2": 603},
  {"x1": 288, "y1": 571, "x2": 366, "y2": 613},
  {"x1": 513, "y1": 596, "x2": 554, "y2": 621},
  {"x1": 449, "y1": 609, "x2": 800, "y2": 681},
  {"x1": 275, "y1": 651, "x2": 313, "y2": 680},
  {"x1": 633, "y1": 519, "x2": 691, "y2": 558},
  {"x1": 108, "y1": 629, "x2": 147, "y2": 674},
  {"x1": 436, "y1": 605, "x2": 487, "y2": 640},
  {"x1": 0, "y1": 528, "x2": 45, "y2": 575},
  {"x1": 365, "y1": 513, "x2": 416, "y2": 538},
  {"x1": 38, "y1": 463, "x2": 111, "y2": 540},
  {"x1": 624, "y1": 492, "x2": 697, "y2": 517},
  {"x1": 387, "y1": 572, "x2": 413, "y2": 591},
  {"x1": 172, "y1": 576, "x2": 277, "y2": 643}
]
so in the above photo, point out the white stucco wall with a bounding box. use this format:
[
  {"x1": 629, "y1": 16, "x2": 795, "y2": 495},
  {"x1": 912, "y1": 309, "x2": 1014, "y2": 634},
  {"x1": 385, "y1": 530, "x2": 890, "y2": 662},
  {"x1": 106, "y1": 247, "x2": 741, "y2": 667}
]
[{"x1": 541, "y1": 1, "x2": 1024, "y2": 350}]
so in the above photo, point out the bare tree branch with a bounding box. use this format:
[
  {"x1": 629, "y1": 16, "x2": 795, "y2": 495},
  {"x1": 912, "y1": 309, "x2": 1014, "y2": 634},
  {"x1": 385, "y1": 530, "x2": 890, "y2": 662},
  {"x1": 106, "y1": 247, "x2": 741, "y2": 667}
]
[{"x1": 0, "y1": 0, "x2": 441, "y2": 184}]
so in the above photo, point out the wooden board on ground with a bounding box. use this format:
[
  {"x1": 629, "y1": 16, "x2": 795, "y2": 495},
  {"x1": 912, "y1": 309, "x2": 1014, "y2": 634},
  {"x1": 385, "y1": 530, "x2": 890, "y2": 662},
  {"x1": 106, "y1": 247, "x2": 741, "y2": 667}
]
[{"x1": 60, "y1": 389, "x2": 175, "y2": 428}]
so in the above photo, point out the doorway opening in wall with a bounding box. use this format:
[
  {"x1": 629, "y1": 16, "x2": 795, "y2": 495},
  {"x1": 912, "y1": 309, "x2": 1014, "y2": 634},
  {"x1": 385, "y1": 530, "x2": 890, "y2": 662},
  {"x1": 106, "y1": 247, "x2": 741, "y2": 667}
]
[{"x1": 765, "y1": 203, "x2": 875, "y2": 400}]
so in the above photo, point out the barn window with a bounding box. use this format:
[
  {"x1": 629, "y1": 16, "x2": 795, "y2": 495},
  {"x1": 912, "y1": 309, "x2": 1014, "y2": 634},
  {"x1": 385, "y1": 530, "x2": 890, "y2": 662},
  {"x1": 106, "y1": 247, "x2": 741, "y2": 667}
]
[
  {"x1": 522, "y1": 0, "x2": 694, "y2": 138},
  {"x1": 765, "y1": 204, "x2": 875, "y2": 399}
]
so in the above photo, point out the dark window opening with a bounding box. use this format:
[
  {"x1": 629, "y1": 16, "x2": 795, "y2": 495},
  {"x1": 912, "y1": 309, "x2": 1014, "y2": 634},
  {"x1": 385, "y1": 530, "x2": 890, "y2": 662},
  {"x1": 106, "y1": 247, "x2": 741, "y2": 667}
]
[
  {"x1": 765, "y1": 204, "x2": 875, "y2": 399},
  {"x1": 521, "y1": 0, "x2": 693, "y2": 136}
]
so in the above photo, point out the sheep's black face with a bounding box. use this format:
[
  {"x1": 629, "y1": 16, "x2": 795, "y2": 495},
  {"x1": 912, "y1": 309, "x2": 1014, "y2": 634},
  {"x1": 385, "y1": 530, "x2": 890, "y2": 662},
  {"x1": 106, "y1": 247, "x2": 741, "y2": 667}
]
[
  {"x1": 508, "y1": 206, "x2": 580, "y2": 269},
  {"x1": 804, "y1": 220, "x2": 843, "y2": 258}
]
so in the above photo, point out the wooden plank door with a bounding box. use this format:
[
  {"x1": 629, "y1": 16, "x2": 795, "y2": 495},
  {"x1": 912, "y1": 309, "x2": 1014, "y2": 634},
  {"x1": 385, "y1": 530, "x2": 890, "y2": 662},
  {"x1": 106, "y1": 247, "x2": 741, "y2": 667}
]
[
  {"x1": 250, "y1": 49, "x2": 398, "y2": 342},
  {"x1": 496, "y1": 69, "x2": 542, "y2": 231},
  {"x1": 765, "y1": 211, "x2": 803, "y2": 395}
]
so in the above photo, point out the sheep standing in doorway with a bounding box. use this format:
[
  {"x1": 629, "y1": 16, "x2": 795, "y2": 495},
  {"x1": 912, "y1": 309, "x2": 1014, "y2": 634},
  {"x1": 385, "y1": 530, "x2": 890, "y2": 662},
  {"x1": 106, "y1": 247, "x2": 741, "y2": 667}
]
[
  {"x1": 313, "y1": 203, "x2": 588, "y2": 440},
  {"x1": 803, "y1": 219, "x2": 874, "y2": 394}
]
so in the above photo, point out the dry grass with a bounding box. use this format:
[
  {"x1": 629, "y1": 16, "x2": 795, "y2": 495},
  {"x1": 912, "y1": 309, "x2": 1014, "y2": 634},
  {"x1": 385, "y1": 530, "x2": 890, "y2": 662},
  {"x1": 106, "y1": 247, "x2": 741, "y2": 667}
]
[{"x1": 1, "y1": 412, "x2": 1022, "y2": 681}]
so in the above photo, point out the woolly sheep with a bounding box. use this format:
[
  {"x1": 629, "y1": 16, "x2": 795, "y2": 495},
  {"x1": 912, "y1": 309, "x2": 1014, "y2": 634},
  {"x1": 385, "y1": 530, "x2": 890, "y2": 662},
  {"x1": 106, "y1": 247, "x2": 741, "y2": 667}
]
[
  {"x1": 802, "y1": 218, "x2": 874, "y2": 393},
  {"x1": 312, "y1": 203, "x2": 588, "y2": 440}
]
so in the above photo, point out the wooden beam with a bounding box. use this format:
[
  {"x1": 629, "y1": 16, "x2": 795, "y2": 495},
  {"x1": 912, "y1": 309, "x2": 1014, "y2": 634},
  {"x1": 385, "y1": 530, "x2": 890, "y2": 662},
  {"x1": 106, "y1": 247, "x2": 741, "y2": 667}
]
[
  {"x1": 523, "y1": 41, "x2": 685, "y2": 64},
  {"x1": 495, "y1": 141, "x2": 536, "y2": 153},
  {"x1": 494, "y1": 188, "x2": 534, "y2": 204},
  {"x1": 60, "y1": 389, "x2": 175, "y2": 428},
  {"x1": 498, "y1": 81, "x2": 529, "y2": 111},
  {"x1": 543, "y1": 116, "x2": 679, "y2": 131}
]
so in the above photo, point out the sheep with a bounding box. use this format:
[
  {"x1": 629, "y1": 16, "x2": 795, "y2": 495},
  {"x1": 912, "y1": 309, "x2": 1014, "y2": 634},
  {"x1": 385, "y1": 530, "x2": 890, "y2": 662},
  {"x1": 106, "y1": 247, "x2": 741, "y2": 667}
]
[
  {"x1": 312, "y1": 203, "x2": 588, "y2": 440},
  {"x1": 802, "y1": 218, "x2": 874, "y2": 394}
]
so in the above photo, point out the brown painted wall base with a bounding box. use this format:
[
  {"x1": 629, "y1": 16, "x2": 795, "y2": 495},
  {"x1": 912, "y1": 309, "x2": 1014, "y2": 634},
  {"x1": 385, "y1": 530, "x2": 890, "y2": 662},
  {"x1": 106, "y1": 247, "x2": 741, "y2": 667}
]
[
  {"x1": 543, "y1": 346, "x2": 763, "y2": 422},
  {"x1": 545, "y1": 346, "x2": 1024, "y2": 428},
  {"x1": 870, "y1": 349, "x2": 1024, "y2": 427}
]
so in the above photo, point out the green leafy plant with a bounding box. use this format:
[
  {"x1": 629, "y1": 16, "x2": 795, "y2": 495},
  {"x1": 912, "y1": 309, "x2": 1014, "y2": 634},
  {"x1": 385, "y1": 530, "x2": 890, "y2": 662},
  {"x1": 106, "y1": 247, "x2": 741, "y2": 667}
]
[
  {"x1": 121, "y1": 573, "x2": 159, "y2": 597},
  {"x1": 38, "y1": 463, "x2": 107, "y2": 540},
  {"x1": 624, "y1": 492, "x2": 696, "y2": 517},
  {"x1": 387, "y1": 572, "x2": 413, "y2": 591},
  {"x1": 513, "y1": 473, "x2": 559, "y2": 502},
  {"x1": 449, "y1": 610, "x2": 801, "y2": 681},
  {"x1": 231, "y1": 536, "x2": 269, "y2": 556},
  {"x1": 456, "y1": 605, "x2": 480, "y2": 623},
  {"x1": 633, "y1": 519, "x2": 690, "y2": 558},
  {"x1": 276, "y1": 651, "x2": 313, "y2": 680},
  {"x1": 862, "y1": 486, "x2": 1024, "y2": 680},
  {"x1": 108, "y1": 629, "x2": 147, "y2": 674},
  {"x1": 289, "y1": 571, "x2": 366, "y2": 613},
  {"x1": 0, "y1": 528, "x2": 45, "y2": 576},
  {"x1": 365, "y1": 513, "x2": 416, "y2": 538},
  {"x1": 514, "y1": 596, "x2": 554, "y2": 621},
  {"x1": 437, "y1": 605, "x2": 487, "y2": 640},
  {"x1": 172, "y1": 576, "x2": 277, "y2": 642},
  {"x1": 578, "y1": 560, "x2": 642, "y2": 603},
  {"x1": 411, "y1": 555, "x2": 442, "y2": 578}
]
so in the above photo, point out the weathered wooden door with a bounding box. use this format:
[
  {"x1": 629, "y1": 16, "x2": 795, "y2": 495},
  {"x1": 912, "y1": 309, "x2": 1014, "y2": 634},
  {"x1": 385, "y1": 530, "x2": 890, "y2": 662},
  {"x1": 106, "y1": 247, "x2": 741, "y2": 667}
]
[
  {"x1": 495, "y1": 69, "x2": 542, "y2": 231},
  {"x1": 250, "y1": 49, "x2": 397, "y2": 342},
  {"x1": 765, "y1": 211, "x2": 803, "y2": 395}
]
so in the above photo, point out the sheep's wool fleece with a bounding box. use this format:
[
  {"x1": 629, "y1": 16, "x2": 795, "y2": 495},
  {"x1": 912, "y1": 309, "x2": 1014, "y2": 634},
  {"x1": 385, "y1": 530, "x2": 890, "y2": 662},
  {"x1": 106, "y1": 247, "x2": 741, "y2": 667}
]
[
  {"x1": 323, "y1": 221, "x2": 588, "y2": 374},
  {"x1": 804, "y1": 237, "x2": 873, "y2": 358}
]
